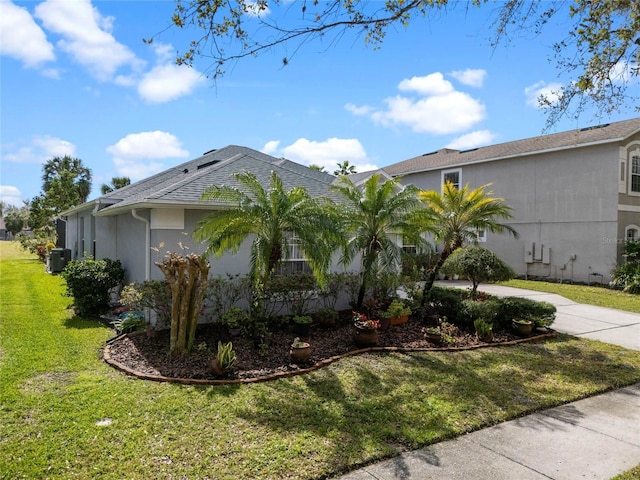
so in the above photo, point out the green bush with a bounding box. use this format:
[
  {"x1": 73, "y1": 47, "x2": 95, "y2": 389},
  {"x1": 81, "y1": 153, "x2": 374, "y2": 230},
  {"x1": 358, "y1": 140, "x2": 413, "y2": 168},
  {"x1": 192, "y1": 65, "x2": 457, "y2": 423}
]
[
  {"x1": 461, "y1": 298, "x2": 501, "y2": 325},
  {"x1": 441, "y1": 246, "x2": 515, "y2": 292},
  {"x1": 61, "y1": 258, "x2": 125, "y2": 316},
  {"x1": 611, "y1": 240, "x2": 640, "y2": 294},
  {"x1": 428, "y1": 286, "x2": 465, "y2": 324},
  {"x1": 495, "y1": 296, "x2": 556, "y2": 330}
]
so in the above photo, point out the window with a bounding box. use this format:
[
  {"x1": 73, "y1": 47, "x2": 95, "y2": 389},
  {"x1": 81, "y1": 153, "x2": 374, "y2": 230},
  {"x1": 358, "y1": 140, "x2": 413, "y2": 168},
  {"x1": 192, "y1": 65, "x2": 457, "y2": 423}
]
[
  {"x1": 441, "y1": 168, "x2": 461, "y2": 190},
  {"x1": 626, "y1": 226, "x2": 639, "y2": 242},
  {"x1": 475, "y1": 229, "x2": 487, "y2": 243},
  {"x1": 401, "y1": 235, "x2": 417, "y2": 254},
  {"x1": 632, "y1": 156, "x2": 640, "y2": 193},
  {"x1": 276, "y1": 233, "x2": 311, "y2": 275}
]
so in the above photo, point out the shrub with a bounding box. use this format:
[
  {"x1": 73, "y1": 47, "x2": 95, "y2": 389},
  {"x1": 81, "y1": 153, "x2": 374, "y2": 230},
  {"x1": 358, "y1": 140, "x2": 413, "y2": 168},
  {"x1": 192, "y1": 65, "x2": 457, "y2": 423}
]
[
  {"x1": 112, "y1": 311, "x2": 146, "y2": 334},
  {"x1": 428, "y1": 286, "x2": 465, "y2": 324},
  {"x1": 495, "y1": 297, "x2": 556, "y2": 330},
  {"x1": 61, "y1": 258, "x2": 125, "y2": 316},
  {"x1": 441, "y1": 246, "x2": 515, "y2": 293},
  {"x1": 461, "y1": 298, "x2": 501, "y2": 325},
  {"x1": 120, "y1": 280, "x2": 172, "y2": 327},
  {"x1": 610, "y1": 240, "x2": 640, "y2": 293}
]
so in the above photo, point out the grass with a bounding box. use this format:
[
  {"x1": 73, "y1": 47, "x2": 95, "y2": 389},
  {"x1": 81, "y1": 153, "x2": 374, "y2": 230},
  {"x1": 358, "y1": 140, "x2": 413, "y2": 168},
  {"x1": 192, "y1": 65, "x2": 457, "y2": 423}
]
[
  {"x1": 612, "y1": 464, "x2": 640, "y2": 480},
  {"x1": 2, "y1": 241, "x2": 640, "y2": 479},
  {"x1": 501, "y1": 279, "x2": 640, "y2": 314}
]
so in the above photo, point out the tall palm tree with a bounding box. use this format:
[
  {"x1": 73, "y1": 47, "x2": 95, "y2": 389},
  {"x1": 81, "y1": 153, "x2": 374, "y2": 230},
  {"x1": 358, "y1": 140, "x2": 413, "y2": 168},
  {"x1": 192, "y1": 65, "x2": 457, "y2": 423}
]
[
  {"x1": 334, "y1": 160, "x2": 357, "y2": 176},
  {"x1": 42, "y1": 155, "x2": 92, "y2": 204},
  {"x1": 194, "y1": 171, "x2": 341, "y2": 290},
  {"x1": 416, "y1": 182, "x2": 519, "y2": 310},
  {"x1": 331, "y1": 174, "x2": 423, "y2": 310},
  {"x1": 101, "y1": 176, "x2": 131, "y2": 194}
]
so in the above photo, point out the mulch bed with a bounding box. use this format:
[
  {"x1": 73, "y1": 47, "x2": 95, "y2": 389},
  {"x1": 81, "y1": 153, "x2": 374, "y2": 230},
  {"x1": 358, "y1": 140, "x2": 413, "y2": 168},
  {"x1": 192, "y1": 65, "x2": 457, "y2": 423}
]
[{"x1": 104, "y1": 312, "x2": 547, "y2": 384}]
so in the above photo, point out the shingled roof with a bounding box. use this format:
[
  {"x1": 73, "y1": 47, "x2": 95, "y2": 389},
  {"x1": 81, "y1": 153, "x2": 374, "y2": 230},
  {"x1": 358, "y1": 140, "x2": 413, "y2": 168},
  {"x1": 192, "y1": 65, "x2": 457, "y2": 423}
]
[
  {"x1": 383, "y1": 117, "x2": 640, "y2": 176},
  {"x1": 82, "y1": 145, "x2": 338, "y2": 216}
]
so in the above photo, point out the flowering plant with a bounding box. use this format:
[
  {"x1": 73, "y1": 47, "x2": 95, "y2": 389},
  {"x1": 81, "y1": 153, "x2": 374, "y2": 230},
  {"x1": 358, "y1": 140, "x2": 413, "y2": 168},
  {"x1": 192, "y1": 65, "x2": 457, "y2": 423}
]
[{"x1": 352, "y1": 311, "x2": 380, "y2": 330}]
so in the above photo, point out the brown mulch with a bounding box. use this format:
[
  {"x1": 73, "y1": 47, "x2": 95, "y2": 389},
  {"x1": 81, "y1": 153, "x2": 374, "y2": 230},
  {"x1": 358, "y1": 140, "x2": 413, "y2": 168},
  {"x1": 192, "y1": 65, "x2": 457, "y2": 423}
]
[{"x1": 105, "y1": 312, "x2": 529, "y2": 382}]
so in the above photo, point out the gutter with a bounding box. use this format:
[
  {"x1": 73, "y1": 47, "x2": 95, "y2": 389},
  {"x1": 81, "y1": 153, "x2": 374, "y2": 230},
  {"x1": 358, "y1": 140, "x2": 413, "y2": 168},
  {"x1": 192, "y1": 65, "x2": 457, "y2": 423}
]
[{"x1": 131, "y1": 209, "x2": 150, "y2": 281}]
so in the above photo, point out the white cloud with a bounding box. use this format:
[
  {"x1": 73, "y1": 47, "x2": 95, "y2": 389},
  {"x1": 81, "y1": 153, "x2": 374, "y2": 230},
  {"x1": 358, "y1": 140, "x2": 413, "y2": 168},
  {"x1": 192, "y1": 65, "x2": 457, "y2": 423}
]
[
  {"x1": 524, "y1": 81, "x2": 563, "y2": 108},
  {"x1": 0, "y1": 185, "x2": 24, "y2": 207},
  {"x1": 244, "y1": 1, "x2": 271, "y2": 17},
  {"x1": 449, "y1": 69, "x2": 486, "y2": 88},
  {"x1": 348, "y1": 72, "x2": 486, "y2": 135},
  {"x1": 398, "y1": 73, "x2": 454, "y2": 96},
  {"x1": 264, "y1": 138, "x2": 378, "y2": 173},
  {"x1": 137, "y1": 42, "x2": 205, "y2": 103},
  {"x1": 446, "y1": 130, "x2": 496, "y2": 150},
  {"x1": 262, "y1": 140, "x2": 280, "y2": 155},
  {"x1": 107, "y1": 131, "x2": 189, "y2": 180},
  {"x1": 0, "y1": 1, "x2": 55, "y2": 67},
  {"x1": 34, "y1": 0, "x2": 142, "y2": 81},
  {"x1": 3, "y1": 135, "x2": 76, "y2": 164}
]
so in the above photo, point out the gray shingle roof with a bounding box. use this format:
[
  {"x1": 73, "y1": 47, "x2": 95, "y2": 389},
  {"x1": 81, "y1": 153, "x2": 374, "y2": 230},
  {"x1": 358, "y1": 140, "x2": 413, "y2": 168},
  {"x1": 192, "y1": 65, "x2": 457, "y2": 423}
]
[
  {"x1": 383, "y1": 117, "x2": 640, "y2": 176},
  {"x1": 94, "y1": 146, "x2": 339, "y2": 215}
]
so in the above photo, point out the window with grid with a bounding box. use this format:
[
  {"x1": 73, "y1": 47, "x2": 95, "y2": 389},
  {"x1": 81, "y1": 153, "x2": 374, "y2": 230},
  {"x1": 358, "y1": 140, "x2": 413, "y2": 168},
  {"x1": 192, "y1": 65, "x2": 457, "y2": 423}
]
[
  {"x1": 442, "y1": 169, "x2": 461, "y2": 190},
  {"x1": 632, "y1": 155, "x2": 640, "y2": 192},
  {"x1": 276, "y1": 233, "x2": 311, "y2": 275}
]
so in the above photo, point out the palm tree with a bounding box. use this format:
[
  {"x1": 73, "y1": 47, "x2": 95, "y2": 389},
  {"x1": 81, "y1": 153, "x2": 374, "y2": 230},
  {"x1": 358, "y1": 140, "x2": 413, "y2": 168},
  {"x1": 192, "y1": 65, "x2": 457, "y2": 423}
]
[
  {"x1": 331, "y1": 174, "x2": 423, "y2": 310},
  {"x1": 416, "y1": 182, "x2": 519, "y2": 311},
  {"x1": 101, "y1": 176, "x2": 131, "y2": 194},
  {"x1": 194, "y1": 171, "x2": 341, "y2": 290},
  {"x1": 334, "y1": 160, "x2": 357, "y2": 176},
  {"x1": 42, "y1": 155, "x2": 92, "y2": 204}
]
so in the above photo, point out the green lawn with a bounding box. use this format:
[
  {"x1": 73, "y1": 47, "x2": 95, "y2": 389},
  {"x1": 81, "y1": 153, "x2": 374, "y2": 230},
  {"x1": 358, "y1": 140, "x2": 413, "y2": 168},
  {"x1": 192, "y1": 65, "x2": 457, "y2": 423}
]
[
  {"x1": 501, "y1": 279, "x2": 640, "y2": 314},
  {"x1": 2, "y1": 241, "x2": 640, "y2": 479}
]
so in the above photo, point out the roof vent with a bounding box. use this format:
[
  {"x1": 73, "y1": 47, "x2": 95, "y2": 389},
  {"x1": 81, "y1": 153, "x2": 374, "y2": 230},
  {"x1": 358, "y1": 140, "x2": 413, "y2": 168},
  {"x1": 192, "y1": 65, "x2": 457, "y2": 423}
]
[
  {"x1": 202, "y1": 148, "x2": 217, "y2": 155},
  {"x1": 197, "y1": 160, "x2": 220, "y2": 170},
  {"x1": 422, "y1": 151, "x2": 438, "y2": 156},
  {"x1": 580, "y1": 123, "x2": 610, "y2": 132},
  {"x1": 183, "y1": 168, "x2": 189, "y2": 174},
  {"x1": 459, "y1": 148, "x2": 478, "y2": 153}
]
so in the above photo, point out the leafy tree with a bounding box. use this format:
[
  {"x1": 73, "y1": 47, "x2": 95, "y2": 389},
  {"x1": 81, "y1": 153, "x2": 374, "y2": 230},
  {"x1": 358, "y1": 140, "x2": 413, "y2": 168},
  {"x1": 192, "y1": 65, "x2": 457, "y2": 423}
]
[
  {"x1": 28, "y1": 195, "x2": 55, "y2": 231},
  {"x1": 194, "y1": 171, "x2": 342, "y2": 291},
  {"x1": 334, "y1": 160, "x2": 357, "y2": 176},
  {"x1": 331, "y1": 174, "x2": 423, "y2": 310},
  {"x1": 161, "y1": 0, "x2": 639, "y2": 124},
  {"x1": 416, "y1": 182, "x2": 518, "y2": 311},
  {"x1": 4, "y1": 210, "x2": 25, "y2": 237},
  {"x1": 101, "y1": 176, "x2": 131, "y2": 195},
  {"x1": 441, "y1": 245, "x2": 515, "y2": 294}
]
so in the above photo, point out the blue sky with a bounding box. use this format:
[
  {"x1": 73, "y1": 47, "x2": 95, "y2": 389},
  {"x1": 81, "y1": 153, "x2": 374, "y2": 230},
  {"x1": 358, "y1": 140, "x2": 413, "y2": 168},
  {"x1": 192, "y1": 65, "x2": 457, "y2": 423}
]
[{"x1": 1, "y1": 0, "x2": 635, "y2": 207}]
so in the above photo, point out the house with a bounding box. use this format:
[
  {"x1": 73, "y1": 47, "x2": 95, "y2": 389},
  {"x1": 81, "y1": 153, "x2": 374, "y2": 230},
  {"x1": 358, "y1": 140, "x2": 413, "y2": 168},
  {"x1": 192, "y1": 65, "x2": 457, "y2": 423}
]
[
  {"x1": 383, "y1": 117, "x2": 640, "y2": 284},
  {"x1": 61, "y1": 146, "x2": 345, "y2": 284}
]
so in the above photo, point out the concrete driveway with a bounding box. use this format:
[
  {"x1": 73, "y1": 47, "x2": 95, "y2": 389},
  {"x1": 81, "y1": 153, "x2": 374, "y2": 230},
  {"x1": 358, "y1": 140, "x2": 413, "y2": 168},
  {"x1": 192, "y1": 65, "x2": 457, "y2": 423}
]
[{"x1": 439, "y1": 281, "x2": 640, "y2": 351}]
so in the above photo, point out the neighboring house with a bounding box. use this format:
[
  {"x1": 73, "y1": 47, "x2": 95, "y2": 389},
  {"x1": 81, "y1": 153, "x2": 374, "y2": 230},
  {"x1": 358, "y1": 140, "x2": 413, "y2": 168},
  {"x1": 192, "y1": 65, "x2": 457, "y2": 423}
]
[
  {"x1": 61, "y1": 146, "x2": 347, "y2": 284},
  {"x1": 384, "y1": 117, "x2": 640, "y2": 284}
]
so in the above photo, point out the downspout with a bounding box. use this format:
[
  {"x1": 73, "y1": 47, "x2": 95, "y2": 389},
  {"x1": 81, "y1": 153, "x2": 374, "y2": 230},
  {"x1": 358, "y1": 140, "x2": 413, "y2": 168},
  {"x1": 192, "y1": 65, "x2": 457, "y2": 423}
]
[{"x1": 131, "y1": 209, "x2": 150, "y2": 281}]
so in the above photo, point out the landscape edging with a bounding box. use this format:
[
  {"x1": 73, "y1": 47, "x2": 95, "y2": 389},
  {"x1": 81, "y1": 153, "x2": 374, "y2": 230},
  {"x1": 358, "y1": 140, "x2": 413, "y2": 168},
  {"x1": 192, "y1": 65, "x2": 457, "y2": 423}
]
[{"x1": 103, "y1": 331, "x2": 557, "y2": 385}]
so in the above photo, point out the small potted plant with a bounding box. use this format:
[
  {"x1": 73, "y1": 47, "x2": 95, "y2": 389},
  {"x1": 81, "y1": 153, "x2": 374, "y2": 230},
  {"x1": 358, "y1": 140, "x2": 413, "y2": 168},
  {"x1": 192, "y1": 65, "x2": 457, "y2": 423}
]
[
  {"x1": 289, "y1": 337, "x2": 312, "y2": 364},
  {"x1": 316, "y1": 307, "x2": 338, "y2": 328},
  {"x1": 380, "y1": 299, "x2": 411, "y2": 326},
  {"x1": 352, "y1": 311, "x2": 380, "y2": 347},
  {"x1": 221, "y1": 307, "x2": 247, "y2": 337},
  {"x1": 474, "y1": 318, "x2": 493, "y2": 342},
  {"x1": 210, "y1": 341, "x2": 236, "y2": 376},
  {"x1": 292, "y1": 315, "x2": 313, "y2": 336},
  {"x1": 423, "y1": 326, "x2": 442, "y2": 343},
  {"x1": 512, "y1": 317, "x2": 534, "y2": 336}
]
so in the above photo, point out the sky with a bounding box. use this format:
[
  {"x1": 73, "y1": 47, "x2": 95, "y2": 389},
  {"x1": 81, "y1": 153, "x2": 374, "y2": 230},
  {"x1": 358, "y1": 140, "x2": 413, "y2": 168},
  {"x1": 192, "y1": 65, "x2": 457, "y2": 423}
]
[{"x1": 1, "y1": 0, "x2": 636, "y2": 208}]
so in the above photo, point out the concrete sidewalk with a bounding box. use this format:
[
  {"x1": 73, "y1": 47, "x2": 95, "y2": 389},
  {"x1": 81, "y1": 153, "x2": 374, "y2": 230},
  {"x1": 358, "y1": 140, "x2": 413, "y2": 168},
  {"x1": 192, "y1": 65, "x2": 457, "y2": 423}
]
[
  {"x1": 334, "y1": 384, "x2": 640, "y2": 480},
  {"x1": 332, "y1": 283, "x2": 640, "y2": 480}
]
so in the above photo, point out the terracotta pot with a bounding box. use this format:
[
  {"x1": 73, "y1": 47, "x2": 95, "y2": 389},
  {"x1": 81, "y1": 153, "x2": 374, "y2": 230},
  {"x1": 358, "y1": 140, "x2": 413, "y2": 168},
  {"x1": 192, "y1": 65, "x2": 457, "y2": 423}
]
[
  {"x1": 228, "y1": 327, "x2": 242, "y2": 338},
  {"x1": 378, "y1": 316, "x2": 391, "y2": 332},
  {"x1": 513, "y1": 320, "x2": 533, "y2": 337},
  {"x1": 210, "y1": 358, "x2": 225, "y2": 376},
  {"x1": 425, "y1": 332, "x2": 442, "y2": 344},
  {"x1": 290, "y1": 344, "x2": 312, "y2": 363},
  {"x1": 390, "y1": 314, "x2": 409, "y2": 326},
  {"x1": 353, "y1": 327, "x2": 378, "y2": 347},
  {"x1": 477, "y1": 331, "x2": 493, "y2": 343},
  {"x1": 317, "y1": 313, "x2": 337, "y2": 328}
]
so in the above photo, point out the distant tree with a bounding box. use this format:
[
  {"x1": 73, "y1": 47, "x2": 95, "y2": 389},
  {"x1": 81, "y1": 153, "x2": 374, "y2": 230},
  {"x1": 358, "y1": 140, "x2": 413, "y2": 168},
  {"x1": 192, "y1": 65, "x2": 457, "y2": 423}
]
[
  {"x1": 101, "y1": 176, "x2": 131, "y2": 195},
  {"x1": 161, "y1": 0, "x2": 639, "y2": 125},
  {"x1": 28, "y1": 195, "x2": 55, "y2": 230},
  {"x1": 308, "y1": 164, "x2": 326, "y2": 173},
  {"x1": 42, "y1": 156, "x2": 92, "y2": 205},
  {"x1": 334, "y1": 161, "x2": 357, "y2": 176},
  {"x1": 441, "y1": 246, "x2": 515, "y2": 294},
  {"x1": 4, "y1": 210, "x2": 25, "y2": 236}
]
